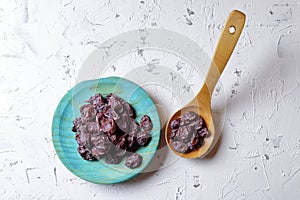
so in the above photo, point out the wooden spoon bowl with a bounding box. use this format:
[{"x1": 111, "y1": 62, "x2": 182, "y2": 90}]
[
  {"x1": 165, "y1": 103, "x2": 214, "y2": 158},
  {"x1": 165, "y1": 10, "x2": 246, "y2": 158}
]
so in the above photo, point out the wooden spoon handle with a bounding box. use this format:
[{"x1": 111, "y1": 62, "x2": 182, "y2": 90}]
[{"x1": 199, "y1": 10, "x2": 246, "y2": 100}]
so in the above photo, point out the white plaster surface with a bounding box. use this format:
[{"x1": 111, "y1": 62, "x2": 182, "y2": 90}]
[{"x1": 1, "y1": 0, "x2": 300, "y2": 199}]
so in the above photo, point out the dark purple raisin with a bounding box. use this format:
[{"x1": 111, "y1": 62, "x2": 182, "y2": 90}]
[
  {"x1": 115, "y1": 147, "x2": 127, "y2": 157},
  {"x1": 195, "y1": 136, "x2": 204, "y2": 149},
  {"x1": 72, "y1": 126, "x2": 77, "y2": 132},
  {"x1": 170, "y1": 129, "x2": 177, "y2": 140},
  {"x1": 128, "y1": 120, "x2": 141, "y2": 136},
  {"x1": 182, "y1": 111, "x2": 198, "y2": 123},
  {"x1": 75, "y1": 132, "x2": 88, "y2": 146},
  {"x1": 189, "y1": 117, "x2": 204, "y2": 130},
  {"x1": 110, "y1": 110, "x2": 120, "y2": 121},
  {"x1": 170, "y1": 118, "x2": 181, "y2": 129},
  {"x1": 127, "y1": 134, "x2": 138, "y2": 152},
  {"x1": 171, "y1": 141, "x2": 189, "y2": 153},
  {"x1": 108, "y1": 134, "x2": 118, "y2": 144},
  {"x1": 113, "y1": 103, "x2": 125, "y2": 115},
  {"x1": 101, "y1": 118, "x2": 116, "y2": 135},
  {"x1": 175, "y1": 126, "x2": 192, "y2": 141},
  {"x1": 198, "y1": 127, "x2": 209, "y2": 137},
  {"x1": 88, "y1": 93, "x2": 106, "y2": 106},
  {"x1": 77, "y1": 146, "x2": 94, "y2": 161},
  {"x1": 72, "y1": 117, "x2": 82, "y2": 132},
  {"x1": 136, "y1": 131, "x2": 152, "y2": 146},
  {"x1": 116, "y1": 135, "x2": 127, "y2": 149},
  {"x1": 90, "y1": 132, "x2": 102, "y2": 144},
  {"x1": 80, "y1": 104, "x2": 89, "y2": 113},
  {"x1": 86, "y1": 122, "x2": 100, "y2": 134},
  {"x1": 90, "y1": 133, "x2": 111, "y2": 151},
  {"x1": 188, "y1": 134, "x2": 199, "y2": 150},
  {"x1": 140, "y1": 115, "x2": 152, "y2": 131},
  {"x1": 107, "y1": 93, "x2": 135, "y2": 117},
  {"x1": 103, "y1": 106, "x2": 114, "y2": 118},
  {"x1": 115, "y1": 117, "x2": 129, "y2": 133},
  {"x1": 106, "y1": 93, "x2": 120, "y2": 105},
  {"x1": 124, "y1": 103, "x2": 135, "y2": 117},
  {"x1": 91, "y1": 147, "x2": 106, "y2": 160},
  {"x1": 80, "y1": 104, "x2": 97, "y2": 122},
  {"x1": 125, "y1": 153, "x2": 142, "y2": 169}
]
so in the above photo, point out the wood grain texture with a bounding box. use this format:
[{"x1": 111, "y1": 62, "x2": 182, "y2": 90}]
[
  {"x1": 165, "y1": 10, "x2": 246, "y2": 158},
  {"x1": 52, "y1": 77, "x2": 160, "y2": 184}
]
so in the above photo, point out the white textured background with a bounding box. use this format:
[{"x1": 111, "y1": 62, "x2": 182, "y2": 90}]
[{"x1": 1, "y1": 0, "x2": 300, "y2": 199}]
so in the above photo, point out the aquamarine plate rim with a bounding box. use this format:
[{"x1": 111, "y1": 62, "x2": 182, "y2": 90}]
[{"x1": 52, "y1": 76, "x2": 160, "y2": 184}]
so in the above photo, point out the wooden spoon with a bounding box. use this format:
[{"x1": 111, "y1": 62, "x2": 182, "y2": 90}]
[{"x1": 165, "y1": 10, "x2": 246, "y2": 158}]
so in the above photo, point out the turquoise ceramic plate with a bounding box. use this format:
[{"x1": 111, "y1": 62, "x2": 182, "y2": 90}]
[{"x1": 52, "y1": 77, "x2": 160, "y2": 184}]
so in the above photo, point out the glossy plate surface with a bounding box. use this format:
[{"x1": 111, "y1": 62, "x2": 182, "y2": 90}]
[{"x1": 52, "y1": 77, "x2": 160, "y2": 184}]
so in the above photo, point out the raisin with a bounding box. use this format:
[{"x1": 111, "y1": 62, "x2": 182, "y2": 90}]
[
  {"x1": 115, "y1": 117, "x2": 130, "y2": 133},
  {"x1": 75, "y1": 132, "x2": 88, "y2": 146},
  {"x1": 171, "y1": 141, "x2": 189, "y2": 153},
  {"x1": 91, "y1": 147, "x2": 106, "y2": 160},
  {"x1": 88, "y1": 93, "x2": 105, "y2": 106},
  {"x1": 169, "y1": 129, "x2": 177, "y2": 140},
  {"x1": 108, "y1": 134, "x2": 118, "y2": 144},
  {"x1": 80, "y1": 104, "x2": 97, "y2": 122},
  {"x1": 101, "y1": 118, "x2": 116, "y2": 135},
  {"x1": 189, "y1": 117, "x2": 204, "y2": 130},
  {"x1": 127, "y1": 134, "x2": 138, "y2": 152},
  {"x1": 198, "y1": 127, "x2": 209, "y2": 137},
  {"x1": 72, "y1": 117, "x2": 82, "y2": 132},
  {"x1": 116, "y1": 135, "x2": 127, "y2": 149},
  {"x1": 175, "y1": 126, "x2": 191, "y2": 141},
  {"x1": 86, "y1": 122, "x2": 100, "y2": 134},
  {"x1": 72, "y1": 93, "x2": 153, "y2": 169},
  {"x1": 170, "y1": 118, "x2": 181, "y2": 129},
  {"x1": 181, "y1": 111, "x2": 198, "y2": 123},
  {"x1": 169, "y1": 111, "x2": 209, "y2": 154},
  {"x1": 115, "y1": 147, "x2": 127, "y2": 157},
  {"x1": 78, "y1": 145, "x2": 94, "y2": 161},
  {"x1": 125, "y1": 153, "x2": 142, "y2": 169},
  {"x1": 113, "y1": 103, "x2": 124, "y2": 115},
  {"x1": 128, "y1": 120, "x2": 140, "y2": 136},
  {"x1": 136, "y1": 131, "x2": 152, "y2": 146},
  {"x1": 140, "y1": 115, "x2": 152, "y2": 131}
]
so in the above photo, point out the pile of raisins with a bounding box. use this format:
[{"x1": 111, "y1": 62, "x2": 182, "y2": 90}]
[
  {"x1": 169, "y1": 111, "x2": 209, "y2": 153},
  {"x1": 72, "y1": 93, "x2": 152, "y2": 169}
]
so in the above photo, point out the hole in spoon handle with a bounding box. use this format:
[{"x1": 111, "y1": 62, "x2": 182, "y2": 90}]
[{"x1": 229, "y1": 26, "x2": 236, "y2": 34}]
